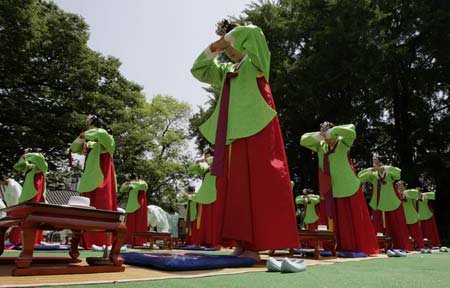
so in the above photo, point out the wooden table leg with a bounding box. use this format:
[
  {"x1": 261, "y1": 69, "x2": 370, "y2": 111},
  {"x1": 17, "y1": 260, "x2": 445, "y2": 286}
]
[
  {"x1": 314, "y1": 241, "x2": 320, "y2": 259},
  {"x1": 15, "y1": 224, "x2": 35, "y2": 268},
  {"x1": 69, "y1": 230, "x2": 82, "y2": 260},
  {"x1": 0, "y1": 227, "x2": 6, "y2": 256},
  {"x1": 109, "y1": 223, "x2": 126, "y2": 266}
]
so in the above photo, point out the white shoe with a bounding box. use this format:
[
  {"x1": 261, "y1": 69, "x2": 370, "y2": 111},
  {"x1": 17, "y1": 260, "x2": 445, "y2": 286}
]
[
  {"x1": 280, "y1": 258, "x2": 307, "y2": 273},
  {"x1": 393, "y1": 249, "x2": 407, "y2": 257},
  {"x1": 91, "y1": 244, "x2": 104, "y2": 252},
  {"x1": 267, "y1": 257, "x2": 282, "y2": 272},
  {"x1": 387, "y1": 250, "x2": 396, "y2": 257},
  {"x1": 439, "y1": 247, "x2": 448, "y2": 253}
]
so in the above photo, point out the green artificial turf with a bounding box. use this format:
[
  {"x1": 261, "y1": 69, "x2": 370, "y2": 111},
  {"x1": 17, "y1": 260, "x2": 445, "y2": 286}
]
[{"x1": 43, "y1": 253, "x2": 450, "y2": 288}]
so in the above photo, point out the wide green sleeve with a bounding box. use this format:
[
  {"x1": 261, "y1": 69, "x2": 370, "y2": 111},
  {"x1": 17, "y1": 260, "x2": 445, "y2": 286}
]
[
  {"x1": 422, "y1": 192, "x2": 435, "y2": 200},
  {"x1": 358, "y1": 168, "x2": 376, "y2": 183},
  {"x1": 386, "y1": 166, "x2": 401, "y2": 181},
  {"x1": 404, "y1": 189, "x2": 420, "y2": 200},
  {"x1": 329, "y1": 124, "x2": 356, "y2": 147},
  {"x1": 136, "y1": 180, "x2": 148, "y2": 192},
  {"x1": 70, "y1": 137, "x2": 84, "y2": 154},
  {"x1": 85, "y1": 128, "x2": 115, "y2": 156},
  {"x1": 25, "y1": 153, "x2": 48, "y2": 174},
  {"x1": 119, "y1": 182, "x2": 131, "y2": 193},
  {"x1": 225, "y1": 25, "x2": 271, "y2": 80},
  {"x1": 13, "y1": 156, "x2": 34, "y2": 172},
  {"x1": 310, "y1": 195, "x2": 321, "y2": 205},
  {"x1": 190, "y1": 50, "x2": 230, "y2": 86},
  {"x1": 295, "y1": 195, "x2": 306, "y2": 205},
  {"x1": 188, "y1": 162, "x2": 209, "y2": 177},
  {"x1": 300, "y1": 132, "x2": 322, "y2": 152}
]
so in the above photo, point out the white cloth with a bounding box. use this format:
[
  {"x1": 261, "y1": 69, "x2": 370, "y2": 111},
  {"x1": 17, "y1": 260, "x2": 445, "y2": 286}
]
[
  {"x1": 147, "y1": 205, "x2": 170, "y2": 233},
  {"x1": 0, "y1": 200, "x2": 6, "y2": 218},
  {"x1": 3, "y1": 179, "x2": 22, "y2": 207}
]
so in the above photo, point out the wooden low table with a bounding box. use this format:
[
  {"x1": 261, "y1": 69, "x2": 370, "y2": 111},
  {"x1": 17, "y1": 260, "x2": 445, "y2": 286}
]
[
  {"x1": 297, "y1": 230, "x2": 337, "y2": 259},
  {"x1": 0, "y1": 202, "x2": 126, "y2": 276},
  {"x1": 132, "y1": 231, "x2": 173, "y2": 249},
  {"x1": 376, "y1": 235, "x2": 393, "y2": 251}
]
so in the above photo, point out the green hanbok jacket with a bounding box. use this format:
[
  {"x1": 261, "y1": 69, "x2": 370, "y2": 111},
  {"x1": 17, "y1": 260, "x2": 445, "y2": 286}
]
[
  {"x1": 358, "y1": 166, "x2": 402, "y2": 211},
  {"x1": 402, "y1": 189, "x2": 420, "y2": 225},
  {"x1": 191, "y1": 25, "x2": 276, "y2": 145},
  {"x1": 418, "y1": 192, "x2": 435, "y2": 221},
  {"x1": 13, "y1": 153, "x2": 48, "y2": 203},
  {"x1": 70, "y1": 128, "x2": 115, "y2": 193},
  {"x1": 119, "y1": 180, "x2": 148, "y2": 213},
  {"x1": 295, "y1": 194, "x2": 320, "y2": 224},
  {"x1": 300, "y1": 124, "x2": 360, "y2": 198}
]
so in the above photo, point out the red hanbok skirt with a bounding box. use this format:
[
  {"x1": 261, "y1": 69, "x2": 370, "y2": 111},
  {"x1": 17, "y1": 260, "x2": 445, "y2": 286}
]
[
  {"x1": 215, "y1": 77, "x2": 299, "y2": 251},
  {"x1": 372, "y1": 207, "x2": 412, "y2": 250},
  {"x1": 9, "y1": 172, "x2": 45, "y2": 245},
  {"x1": 81, "y1": 153, "x2": 118, "y2": 249},
  {"x1": 408, "y1": 222, "x2": 425, "y2": 249},
  {"x1": 333, "y1": 188, "x2": 380, "y2": 255},
  {"x1": 421, "y1": 214, "x2": 440, "y2": 247},
  {"x1": 125, "y1": 191, "x2": 148, "y2": 245}
]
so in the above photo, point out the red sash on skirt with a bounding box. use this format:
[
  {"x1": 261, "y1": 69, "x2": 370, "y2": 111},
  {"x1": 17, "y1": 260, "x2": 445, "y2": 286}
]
[
  {"x1": 125, "y1": 190, "x2": 148, "y2": 245},
  {"x1": 81, "y1": 153, "x2": 118, "y2": 249}
]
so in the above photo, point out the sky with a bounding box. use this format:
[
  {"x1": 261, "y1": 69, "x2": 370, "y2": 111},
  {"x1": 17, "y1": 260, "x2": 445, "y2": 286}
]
[{"x1": 53, "y1": 0, "x2": 253, "y2": 111}]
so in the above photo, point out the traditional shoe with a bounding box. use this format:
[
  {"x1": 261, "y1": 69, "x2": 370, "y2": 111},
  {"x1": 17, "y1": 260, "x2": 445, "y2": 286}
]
[
  {"x1": 393, "y1": 249, "x2": 407, "y2": 257},
  {"x1": 439, "y1": 247, "x2": 448, "y2": 252},
  {"x1": 281, "y1": 258, "x2": 307, "y2": 273},
  {"x1": 387, "y1": 250, "x2": 396, "y2": 257},
  {"x1": 267, "y1": 257, "x2": 282, "y2": 272},
  {"x1": 91, "y1": 244, "x2": 104, "y2": 252}
]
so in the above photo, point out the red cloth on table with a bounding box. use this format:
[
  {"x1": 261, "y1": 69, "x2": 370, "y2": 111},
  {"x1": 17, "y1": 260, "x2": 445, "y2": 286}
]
[
  {"x1": 214, "y1": 77, "x2": 299, "y2": 251},
  {"x1": 81, "y1": 153, "x2": 118, "y2": 249},
  {"x1": 125, "y1": 190, "x2": 148, "y2": 245}
]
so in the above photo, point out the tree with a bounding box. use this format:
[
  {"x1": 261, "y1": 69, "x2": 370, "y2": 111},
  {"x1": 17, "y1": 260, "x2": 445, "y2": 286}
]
[{"x1": 115, "y1": 95, "x2": 193, "y2": 212}]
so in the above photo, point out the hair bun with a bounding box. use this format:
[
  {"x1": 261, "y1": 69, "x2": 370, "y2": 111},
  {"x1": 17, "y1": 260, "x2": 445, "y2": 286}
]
[{"x1": 215, "y1": 19, "x2": 237, "y2": 36}]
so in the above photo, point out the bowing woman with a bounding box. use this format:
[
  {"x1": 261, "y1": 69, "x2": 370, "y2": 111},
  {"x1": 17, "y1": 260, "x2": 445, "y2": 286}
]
[
  {"x1": 12, "y1": 152, "x2": 48, "y2": 244},
  {"x1": 191, "y1": 20, "x2": 299, "y2": 261},
  {"x1": 119, "y1": 176, "x2": 148, "y2": 246},
  {"x1": 300, "y1": 122, "x2": 379, "y2": 255},
  {"x1": 70, "y1": 115, "x2": 117, "y2": 249}
]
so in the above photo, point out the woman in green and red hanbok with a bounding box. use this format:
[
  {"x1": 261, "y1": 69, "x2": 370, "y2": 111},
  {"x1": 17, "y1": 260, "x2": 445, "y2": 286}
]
[
  {"x1": 191, "y1": 20, "x2": 299, "y2": 260},
  {"x1": 358, "y1": 158, "x2": 412, "y2": 250},
  {"x1": 399, "y1": 183, "x2": 425, "y2": 249},
  {"x1": 295, "y1": 189, "x2": 320, "y2": 231},
  {"x1": 12, "y1": 152, "x2": 48, "y2": 244},
  {"x1": 71, "y1": 115, "x2": 117, "y2": 249},
  {"x1": 187, "y1": 148, "x2": 221, "y2": 247},
  {"x1": 300, "y1": 123, "x2": 379, "y2": 255},
  {"x1": 418, "y1": 191, "x2": 440, "y2": 247},
  {"x1": 119, "y1": 177, "x2": 148, "y2": 246}
]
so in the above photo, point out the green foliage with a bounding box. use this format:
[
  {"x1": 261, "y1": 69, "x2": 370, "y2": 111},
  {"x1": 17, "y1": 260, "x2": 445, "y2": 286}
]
[
  {"x1": 0, "y1": 1, "x2": 194, "y2": 210},
  {"x1": 115, "y1": 95, "x2": 193, "y2": 212}
]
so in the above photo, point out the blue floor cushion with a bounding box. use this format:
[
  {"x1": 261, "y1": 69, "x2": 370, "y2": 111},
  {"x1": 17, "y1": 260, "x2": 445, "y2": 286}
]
[
  {"x1": 173, "y1": 245, "x2": 219, "y2": 251},
  {"x1": 121, "y1": 252, "x2": 257, "y2": 271}
]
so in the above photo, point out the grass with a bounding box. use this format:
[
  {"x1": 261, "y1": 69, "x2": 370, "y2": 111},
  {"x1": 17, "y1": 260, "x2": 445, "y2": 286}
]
[{"x1": 38, "y1": 252, "x2": 450, "y2": 288}]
